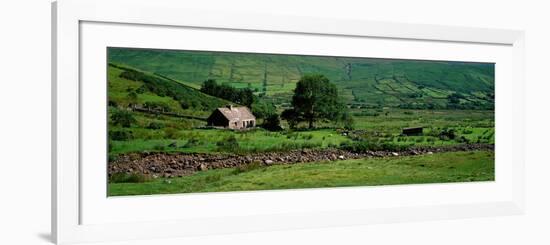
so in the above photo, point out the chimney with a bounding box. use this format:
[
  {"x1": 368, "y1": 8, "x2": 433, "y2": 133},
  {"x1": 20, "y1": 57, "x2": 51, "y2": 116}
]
[{"x1": 226, "y1": 104, "x2": 233, "y2": 110}]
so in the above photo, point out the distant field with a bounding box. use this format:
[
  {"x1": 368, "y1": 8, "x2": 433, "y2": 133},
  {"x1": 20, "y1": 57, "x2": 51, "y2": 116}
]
[
  {"x1": 108, "y1": 48, "x2": 494, "y2": 108},
  {"x1": 108, "y1": 151, "x2": 494, "y2": 196}
]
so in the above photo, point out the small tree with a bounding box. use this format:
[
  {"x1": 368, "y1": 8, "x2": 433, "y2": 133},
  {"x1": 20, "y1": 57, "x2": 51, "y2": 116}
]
[
  {"x1": 110, "y1": 109, "x2": 136, "y2": 128},
  {"x1": 340, "y1": 111, "x2": 355, "y2": 130},
  {"x1": 252, "y1": 100, "x2": 276, "y2": 119},
  {"x1": 281, "y1": 108, "x2": 300, "y2": 129},
  {"x1": 447, "y1": 93, "x2": 463, "y2": 105},
  {"x1": 262, "y1": 114, "x2": 282, "y2": 131},
  {"x1": 127, "y1": 91, "x2": 138, "y2": 107},
  {"x1": 289, "y1": 74, "x2": 345, "y2": 128}
]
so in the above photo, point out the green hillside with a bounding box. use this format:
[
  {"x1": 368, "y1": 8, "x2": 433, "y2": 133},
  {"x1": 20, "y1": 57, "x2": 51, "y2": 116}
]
[
  {"x1": 108, "y1": 63, "x2": 230, "y2": 117},
  {"x1": 108, "y1": 47, "x2": 494, "y2": 109}
]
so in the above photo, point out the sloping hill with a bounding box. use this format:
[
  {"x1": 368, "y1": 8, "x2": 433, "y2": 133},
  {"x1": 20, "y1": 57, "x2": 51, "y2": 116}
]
[
  {"x1": 108, "y1": 47, "x2": 494, "y2": 108},
  {"x1": 108, "y1": 63, "x2": 231, "y2": 117}
]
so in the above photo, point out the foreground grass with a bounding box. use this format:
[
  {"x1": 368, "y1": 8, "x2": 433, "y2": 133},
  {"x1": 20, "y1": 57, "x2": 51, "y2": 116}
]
[
  {"x1": 108, "y1": 151, "x2": 494, "y2": 196},
  {"x1": 110, "y1": 128, "x2": 351, "y2": 156}
]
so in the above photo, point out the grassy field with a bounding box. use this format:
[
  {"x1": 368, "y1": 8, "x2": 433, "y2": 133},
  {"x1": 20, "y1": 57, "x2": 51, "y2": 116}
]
[
  {"x1": 110, "y1": 128, "x2": 350, "y2": 156},
  {"x1": 109, "y1": 108, "x2": 494, "y2": 158},
  {"x1": 108, "y1": 151, "x2": 494, "y2": 196}
]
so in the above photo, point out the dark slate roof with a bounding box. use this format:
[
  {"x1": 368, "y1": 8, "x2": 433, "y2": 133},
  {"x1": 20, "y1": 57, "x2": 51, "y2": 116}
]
[{"x1": 216, "y1": 106, "x2": 255, "y2": 121}]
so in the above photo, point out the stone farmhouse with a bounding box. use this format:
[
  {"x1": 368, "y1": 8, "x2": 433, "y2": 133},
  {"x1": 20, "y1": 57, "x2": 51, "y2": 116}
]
[{"x1": 206, "y1": 105, "x2": 256, "y2": 129}]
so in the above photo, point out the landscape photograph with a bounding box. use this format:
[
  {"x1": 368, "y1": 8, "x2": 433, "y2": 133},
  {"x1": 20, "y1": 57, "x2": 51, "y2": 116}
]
[{"x1": 106, "y1": 47, "x2": 495, "y2": 196}]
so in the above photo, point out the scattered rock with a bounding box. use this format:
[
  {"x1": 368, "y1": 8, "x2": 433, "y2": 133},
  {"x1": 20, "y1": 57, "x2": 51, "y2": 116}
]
[
  {"x1": 199, "y1": 163, "x2": 208, "y2": 171},
  {"x1": 338, "y1": 155, "x2": 345, "y2": 160},
  {"x1": 391, "y1": 152, "x2": 399, "y2": 156},
  {"x1": 264, "y1": 159, "x2": 274, "y2": 165},
  {"x1": 427, "y1": 151, "x2": 433, "y2": 155}
]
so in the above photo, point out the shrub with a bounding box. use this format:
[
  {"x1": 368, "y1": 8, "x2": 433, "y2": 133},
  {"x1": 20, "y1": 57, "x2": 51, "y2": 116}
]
[
  {"x1": 135, "y1": 85, "x2": 147, "y2": 94},
  {"x1": 143, "y1": 101, "x2": 171, "y2": 112},
  {"x1": 456, "y1": 136, "x2": 470, "y2": 143},
  {"x1": 127, "y1": 91, "x2": 138, "y2": 102},
  {"x1": 302, "y1": 134, "x2": 313, "y2": 140},
  {"x1": 233, "y1": 161, "x2": 263, "y2": 174},
  {"x1": 462, "y1": 128, "x2": 473, "y2": 134},
  {"x1": 108, "y1": 100, "x2": 118, "y2": 107},
  {"x1": 153, "y1": 144, "x2": 166, "y2": 151},
  {"x1": 180, "y1": 101, "x2": 190, "y2": 110},
  {"x1": 110, "y1": 109, "x2": 136, "y2": 128},
  {"x1": 163, "y1": 127, "x2": 181, "y2": 139},
  {"x1": 183, "y1": 137, "x2": 200, "y2": 148},
  {"x1": 439, "y1": 128, "x2": 456, "y2": 140},
  {"x1": 109, "y1": 172, "x2": 150, "y2": 183},
  {"x1": 262, "y1": 114, "x2": 282, "y2": 131},
  {"x1": 146, "y1": 122, "x2": 164, "y2": 130},
  {"x1": 109, "y1": 130, "x2": 134, "y2": 141},
  {"x1": 216, "y1": 135, "x2": 240, "y2": 151}
]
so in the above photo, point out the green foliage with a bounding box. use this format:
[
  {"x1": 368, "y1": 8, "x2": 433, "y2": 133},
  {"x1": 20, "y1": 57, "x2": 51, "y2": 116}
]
[
  {"x1": 108, "y1": 100, "x2": 118, "y2": 107},
  {"x1": 233, "y1": 161, "x2": 263, "y2": 174},
  {"x1": 112, "y1": 64, "x2": 228, "y2": 111},
  {"x1": 447, "y1": 92, "x2": 464, "y2": 105},
  {"x1": 153, "y1": 144, "x2": 166, "y2": 151},
  {"x1": 183, "y1": 137, "x2": 200, "y2": 148},
  {"x1": 143, "y1": 101, "x2": 171, "y2": 112},
  {"x1": 146, "y1": 121, "x2": 164, "y2": 130},
  {"x1": 251, "y1": 99, "x2": 276, "y2": 119},
  {"x1": 216, "y1": 135, "x2": 240, "y2": 152},
  {"x1": 110, "y1": 109, "x2": 136, "y2": 128},
  {"x1": 281, "y1": 108, "x2": 300, "y2": 129},
  {"x1": 200, "y1": 79, "x2": 255, "y2": 107},
  {"x1": 163, "y1": 127, "x2": 181, "y2": 139},
  {"x1": 109, "y1": 130, "x2": 134, "y2": 141},
  {"x1": 127, "y1": 91, "x2": 138, "y2": 104},
  {"x1": 262, "y1": 114, "x2": 282, "y2": 131},
  {"x1": 109, "y1": 172, "x2": 150, "y2": 183},
  {"x1": 340, "y1": 111, "x2": 355, "y2": 130},
  {"x1": 438, "y1": 128, "x2": 457, "y2": 140},
  {"x1": 288, "y1": 74, "x2": 349, "y2": 128}
]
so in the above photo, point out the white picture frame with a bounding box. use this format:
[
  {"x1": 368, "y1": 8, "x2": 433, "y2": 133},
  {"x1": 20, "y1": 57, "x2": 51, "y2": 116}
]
[{"x1": 52, "y1": 0, "x2": 525, "y2": 244}]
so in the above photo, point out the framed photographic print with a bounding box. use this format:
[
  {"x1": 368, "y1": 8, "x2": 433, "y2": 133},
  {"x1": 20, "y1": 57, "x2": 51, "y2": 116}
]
[{"x1": 52, "y1": 0, "x2": 525, "y2": 244}]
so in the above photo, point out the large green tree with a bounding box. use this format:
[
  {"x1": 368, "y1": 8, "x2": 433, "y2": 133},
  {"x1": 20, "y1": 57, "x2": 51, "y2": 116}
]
[{"x1": 287, "y1": 74, "x2": 345, "y2": 128}]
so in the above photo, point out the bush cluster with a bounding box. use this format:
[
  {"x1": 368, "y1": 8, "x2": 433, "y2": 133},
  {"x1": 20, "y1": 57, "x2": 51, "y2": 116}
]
[
  {"x1": 216, "y1": 135, "x2": 240, "y2": 151},
  {"x1": 109, "y1": 130, "x2": 134, "y2": 141}
]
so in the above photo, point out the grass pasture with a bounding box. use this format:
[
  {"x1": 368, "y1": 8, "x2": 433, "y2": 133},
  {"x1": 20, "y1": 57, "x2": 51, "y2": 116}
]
[
  {"x1": 108, "y1": 108, "x2": 494, "y2": 158},
  {"x1": 108, "y1": 151, "x2": 494, "y2": 196},
  {"x1": 110, "y1": 128, "x2": 351, "y2": 156}
]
